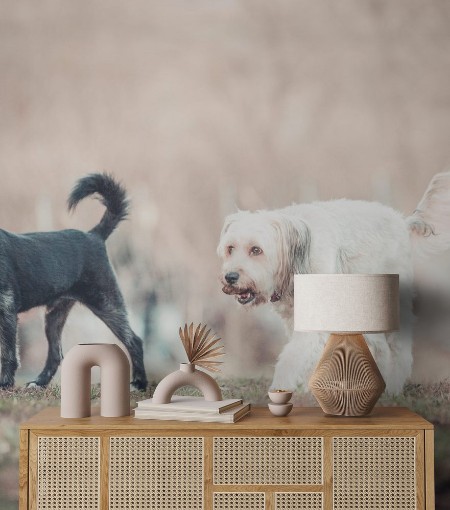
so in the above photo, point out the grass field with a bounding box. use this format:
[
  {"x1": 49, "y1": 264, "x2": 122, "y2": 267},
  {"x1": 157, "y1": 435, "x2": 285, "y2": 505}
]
[{"x1": 1, "y1": 379, "x2": 449, "y2": 509}]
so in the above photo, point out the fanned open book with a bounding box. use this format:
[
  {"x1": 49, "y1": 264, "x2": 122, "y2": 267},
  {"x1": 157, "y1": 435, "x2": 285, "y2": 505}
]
[{"x1": 134, "y1": 396, "x2": 251, "y2": 423}]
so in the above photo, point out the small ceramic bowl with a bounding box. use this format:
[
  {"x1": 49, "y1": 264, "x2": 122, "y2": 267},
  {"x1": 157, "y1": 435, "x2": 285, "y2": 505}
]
[
  {"x1": 268, "y1": 390, "x2": 293, "y2": 404},
  {"x1": 268, "y1": 402, "x2": 293, "y2": 417}
]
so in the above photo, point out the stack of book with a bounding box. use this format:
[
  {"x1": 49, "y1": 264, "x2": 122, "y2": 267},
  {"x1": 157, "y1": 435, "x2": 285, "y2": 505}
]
[{"x1": 134, "y1": 396, "x2": 251, "y2": 423}]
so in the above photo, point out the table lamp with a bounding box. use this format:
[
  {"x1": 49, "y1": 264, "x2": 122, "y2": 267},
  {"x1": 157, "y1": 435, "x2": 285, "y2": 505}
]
[{"x1": 294, "y1": 274, "x2": 399, "y2": 417}]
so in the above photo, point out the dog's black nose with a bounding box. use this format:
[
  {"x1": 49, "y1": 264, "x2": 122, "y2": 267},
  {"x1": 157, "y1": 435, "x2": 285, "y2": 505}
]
[{"x1": 225, "y1": 272, "x2": 240, "y2": 284}]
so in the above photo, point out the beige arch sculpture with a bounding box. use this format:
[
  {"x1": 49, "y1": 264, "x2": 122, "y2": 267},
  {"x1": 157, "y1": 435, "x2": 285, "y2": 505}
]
[
  {"x1": 152, "y1": 363, "x2": 222, "y2": 404},
  {"x1": 61, "y1": 343, "x2": 130, "y2": 418}
]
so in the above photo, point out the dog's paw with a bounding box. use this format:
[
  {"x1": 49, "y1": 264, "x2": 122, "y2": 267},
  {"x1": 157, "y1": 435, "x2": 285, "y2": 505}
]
[
  {"x1": 0, "y1": 374, "x2": 15, "y2": 389},
  {"x1": 25, "y1": 381, "x2": 46, "y2": 389},
  {"x1": 131, "y1": 379, "x2": 147, "y2": 392}
]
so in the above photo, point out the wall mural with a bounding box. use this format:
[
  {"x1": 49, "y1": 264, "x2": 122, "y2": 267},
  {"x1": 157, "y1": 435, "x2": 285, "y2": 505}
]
[{"x1": 1, "y1": 2, "x2": 449, "y2": 508}]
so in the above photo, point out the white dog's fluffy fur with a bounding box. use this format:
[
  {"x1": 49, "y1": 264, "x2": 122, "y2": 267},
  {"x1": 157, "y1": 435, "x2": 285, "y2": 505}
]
[{"x1": 218, "y1": 173, "x2": 450, "y2": 394}]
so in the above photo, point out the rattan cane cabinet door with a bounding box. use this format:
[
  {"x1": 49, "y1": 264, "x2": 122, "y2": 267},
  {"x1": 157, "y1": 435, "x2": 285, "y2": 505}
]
[
  {"x1": 32, "y1": 434, "x2": 101, "y2": 510},
  {"x1": 333, "y1": 435, "x2": 420, "y2": 510},
  {"x1": 109, "y1": 436, "x2": 204, "y2": 510}
]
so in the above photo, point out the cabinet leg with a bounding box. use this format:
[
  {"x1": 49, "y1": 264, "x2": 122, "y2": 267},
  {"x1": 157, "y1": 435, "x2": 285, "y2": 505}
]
[
  {"x1": 425, "y1": 430, "x2": 435, "y2": 510},
  {"x1": 19, "y1": 430, "x2": 29, "y2": 510}
]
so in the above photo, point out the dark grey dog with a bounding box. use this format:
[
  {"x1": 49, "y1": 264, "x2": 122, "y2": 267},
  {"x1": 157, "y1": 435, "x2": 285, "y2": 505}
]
[{"x1": 0, "y1": 173, "x2": 147, "y2": 390}]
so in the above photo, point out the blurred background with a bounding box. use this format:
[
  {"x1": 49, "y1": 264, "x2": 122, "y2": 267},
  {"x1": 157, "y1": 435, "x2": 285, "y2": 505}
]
[{"x1": 1, "y1": 0, "x2": 450, "y2": 507}]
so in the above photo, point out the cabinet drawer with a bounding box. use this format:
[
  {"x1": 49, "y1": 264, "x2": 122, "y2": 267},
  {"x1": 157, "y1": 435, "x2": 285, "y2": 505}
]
[
  {"x1": 213, "y1": 492, "x2": 265, "y2": 510},
  {"x1": 275, "y1": 492, "x2": 323, "y2": 510},
  {"x1": 213, "y1": 436, "x2": 323, "y2": 485}
]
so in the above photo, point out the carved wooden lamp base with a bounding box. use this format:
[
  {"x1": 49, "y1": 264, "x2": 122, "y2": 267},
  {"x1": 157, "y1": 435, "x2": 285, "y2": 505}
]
[{"x1": 309, "y1": 333, "x2": 386, "y2": 417}]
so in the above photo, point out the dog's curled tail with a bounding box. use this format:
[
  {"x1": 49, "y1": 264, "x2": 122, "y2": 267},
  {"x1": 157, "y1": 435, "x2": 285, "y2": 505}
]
[
  {"x1": 407, "y1": 171, "x2": 450, "y2": 259},
  {"x1": 68, "y1": 173, "x2": 130, "y2": 240}
]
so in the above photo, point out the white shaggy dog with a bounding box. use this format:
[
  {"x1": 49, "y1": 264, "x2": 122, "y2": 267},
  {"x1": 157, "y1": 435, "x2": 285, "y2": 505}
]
[{"x1": 217, "y1": 173, "x2": 450, "y2": 394}]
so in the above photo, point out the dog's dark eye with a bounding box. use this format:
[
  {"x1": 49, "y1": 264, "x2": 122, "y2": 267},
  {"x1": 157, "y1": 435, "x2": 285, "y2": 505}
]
[
  {"x1": 227, "y1": 246, "x2": 234, "y2": 255},
  {"x1": 250, "y1": 246, "x2": 263, "y2": 256}
]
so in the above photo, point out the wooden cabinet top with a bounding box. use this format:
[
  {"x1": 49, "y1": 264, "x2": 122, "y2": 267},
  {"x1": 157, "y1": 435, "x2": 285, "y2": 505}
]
[{"x1": 20, "y1": 406, "x2": 433, "y2": 431}]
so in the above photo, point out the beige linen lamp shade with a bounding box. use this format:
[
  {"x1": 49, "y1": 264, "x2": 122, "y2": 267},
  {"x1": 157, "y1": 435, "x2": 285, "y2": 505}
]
[
  {"x1": 294, "y1": 274, "x2": 399, "y2": 333},
  {"x1": 294, "y1": 274, "x2": 399, "y2": 416}
]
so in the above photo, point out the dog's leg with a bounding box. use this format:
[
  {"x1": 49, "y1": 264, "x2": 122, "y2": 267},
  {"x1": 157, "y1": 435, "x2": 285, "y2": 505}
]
[
  {"x1": 271, "y1": 331, "x2": 327, "y2": 392},
  {"x1": 81, "y1": 282, "x2": 148, "y2": 390},
  {"x1": 27, "y1": 299, "x2": 75, "y2": 388},
  {"x1": 385, "y1": 330, "x2": 413, "y2": 395},
  {"x1": 0, "y1": 307, "x2": 18, "y2": 389},
  {"x1": 364, "y1": 333, "x2": 391, "y2": 391},
  {"x1": 90, "y1": 305, "x2": 147, "y2": 391}
]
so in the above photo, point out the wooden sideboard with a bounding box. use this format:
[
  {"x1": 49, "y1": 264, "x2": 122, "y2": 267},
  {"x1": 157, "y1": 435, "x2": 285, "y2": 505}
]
[{"x1": 20, "y1": 406, "x2": 434, "y2": 510}]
